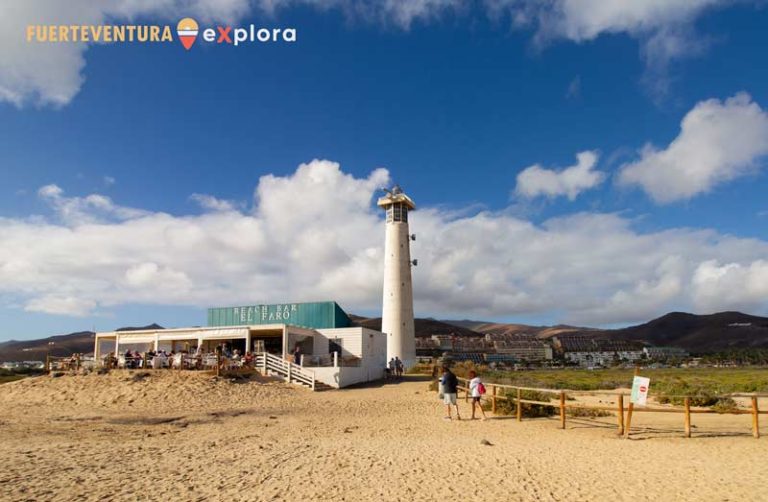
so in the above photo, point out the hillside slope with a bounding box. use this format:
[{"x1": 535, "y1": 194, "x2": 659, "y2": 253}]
[
  {"x1": 443, "y1": 320, "x2": 587, "y2": 338},
  {"x1": 0, "y1": 324, "x2": 165, "y2": 362},
  {"x1": 609, "y1": 311, "x2": 768, "y2": 352},
  {"x1": 351, "y1": 316, "x2": 482, "y2": 338},
  {"x1": 0, "y1": 331, "x2": 95, "y2": 362}
]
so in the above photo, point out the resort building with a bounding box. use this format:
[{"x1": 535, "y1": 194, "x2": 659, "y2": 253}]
[
  {"x1": 94, "y1": 301, "x2": 386, "y2": 389},
  {"x1": 554, "y1": 335, "x2": 645, "y2": 368},
  {"x1": 493, "y1": 340, "x2": 553, "y2": 361}
]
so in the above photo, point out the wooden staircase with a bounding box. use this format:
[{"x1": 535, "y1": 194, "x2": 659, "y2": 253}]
[{"x1": 254, "y1": 352, "x2": 332, "y2": 391}]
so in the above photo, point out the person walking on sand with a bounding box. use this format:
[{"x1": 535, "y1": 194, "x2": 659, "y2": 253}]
[
  {"x1": 440, "y1": 365, "x2": 461, "y2": 420},
  {"x1": 468, "y1": 370, "x2": 488, "y2": 420}
]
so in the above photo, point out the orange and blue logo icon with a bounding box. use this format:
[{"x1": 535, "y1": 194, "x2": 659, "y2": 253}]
[{"x1": 176, "y1": 18, "x2": 198, "y2": 50}]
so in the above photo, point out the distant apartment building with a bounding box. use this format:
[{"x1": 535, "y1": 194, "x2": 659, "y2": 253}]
[
  {"x1": 431, "y1": 334, "x2": 454, "y2": 350},
  {"x1": 643, "y1": 346, "x2": 689, "y2": 360},
  {"x1": 493, "y1": 340, "x2": 553, "y2": 361},
  {"x1": 1, "y1": 361, "x2": 45, "y2": 370},
  {"x1": 555, "y1": 336, "x2": 644, "y2": 368}
]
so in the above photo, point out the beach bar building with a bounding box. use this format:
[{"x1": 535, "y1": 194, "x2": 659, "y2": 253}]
[{"x1": 93, "y1": 301, "x2": 386, "y2": 389}]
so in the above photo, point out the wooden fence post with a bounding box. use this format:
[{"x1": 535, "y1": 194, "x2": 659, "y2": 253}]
[
  {"x1": 491, "y1": 385, "x2": 497, "y2": 414},
  {"x1": 516, "y1": 388, "x2": 522, "y2": 422},
  {"x1": 45, "y1": 354, "x2": 50, "y2": 373},
  {"x1": 465, "y1": 379, "x2": 469, "y2": 403},
  {"x1": 684, "y1": 397, "x2": 692, "y2": 438},
  {"x1": 617, "y1": 394, "x2": 624, "y2": 435},
  {"x1": 216, "y1": 353, "x2": 221, "y2": 377},
  {"x1": 623, "y1": 366, "x2": 640, "y2": 439},
  {"x1": 76, "y1": 354, "x2": 81, "y2": 371},
  {"x1": 752, "y1": 397, "x2": 760, "y2": 439},
  {"x1": 624, "y1": 403, "x2": 635, "y2": 439},
  {"x1": 559, "y1": 391, "x2": 566, "y2": 430}
]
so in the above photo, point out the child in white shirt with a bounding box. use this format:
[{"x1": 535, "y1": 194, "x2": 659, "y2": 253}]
[{"x1": 468, "y1": 370, "x2": 488, "y2": 420}]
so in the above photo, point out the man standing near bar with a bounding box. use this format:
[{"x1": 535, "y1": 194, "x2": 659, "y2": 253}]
[{"x1": 441, "y1": 365, "x2": 461, "y2": 421}]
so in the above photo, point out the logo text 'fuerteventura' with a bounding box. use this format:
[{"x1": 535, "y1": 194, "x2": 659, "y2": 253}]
[{"x1": 26, "y1": 17, "x2": 297, "y2": 51}]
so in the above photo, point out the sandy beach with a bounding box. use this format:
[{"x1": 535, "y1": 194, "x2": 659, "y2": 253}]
[{"x1": 0, "y1": 371, "x2": 765, "y2": 501}]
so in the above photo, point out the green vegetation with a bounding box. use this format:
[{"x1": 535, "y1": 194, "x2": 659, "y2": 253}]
[
  {"x1": 0, "y1": 374, "x2": 27, "y2": 384},
  {"x1": 698, "y1": 349, "x2": 768, "y2": 366},
  {"x1": 495, "y1": 389, "x2": 556, "y2": 418},
  {"x1": 0, "y1": 367, "x2": 44, "y2": 384}
]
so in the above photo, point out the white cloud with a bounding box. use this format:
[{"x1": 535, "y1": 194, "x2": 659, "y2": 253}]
[
  {"x1": 3, "y1": 159, "x2": 768, "y2": 324},
  {"x1": 37, "y1": 183, "x2": 150, "y2": 225},
  {"x1": 515, "y1": 150, "x2": 603, "y2": 200},
  {"x1": 25, "y1": 296, "x2": 97, "y2": 317},
  {"x1": 257, "y1": 0, "x2": 463, "y2": 29},
  {"x1": 490, "y1": 0, "x2": 723, "y2": 43},
  {"x1": 619, "y1": 92, "x2": 768, "y2": 203},
  {"x1": 692, "y1": 259, "x2": 768, "y2": 312},
  {"x1": 190, "y1": 193, "x2": 239, "y2": 212},
  {"x1": 565, "y1": 75, "x2": 581, "y2": 99},
  {"x1": 486, "y1": 0, "x2": 734, "y2": 96}
]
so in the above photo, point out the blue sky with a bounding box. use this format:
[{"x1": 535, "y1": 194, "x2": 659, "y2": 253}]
[{"x1": 2, "y1": 1, "x2": 768, "y2": 341}]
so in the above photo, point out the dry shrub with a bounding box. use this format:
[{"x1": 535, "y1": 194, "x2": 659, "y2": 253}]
[
  {"x1": 494, "y1": 389, "x2": 556, "y2": 418},
  {"x1": 567, "y1": 407, "x2": 613, "y2": 418}
]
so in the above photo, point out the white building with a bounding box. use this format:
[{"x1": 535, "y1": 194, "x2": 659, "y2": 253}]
[{"x1": 94, "y1": 301, "x2": 386, "y2": 389}]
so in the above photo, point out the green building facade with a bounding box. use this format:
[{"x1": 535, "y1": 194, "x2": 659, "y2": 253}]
[{"x1": 207, "y1": 301, "x2": 352, "y2": 330}]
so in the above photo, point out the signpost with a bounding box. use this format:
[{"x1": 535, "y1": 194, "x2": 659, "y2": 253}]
[
  {"x1": 624, "y1": 367, "x2": 650, "y2": 439},
  {"x1": 630, "y1": 376, "x2": 651, "y2": 406}
]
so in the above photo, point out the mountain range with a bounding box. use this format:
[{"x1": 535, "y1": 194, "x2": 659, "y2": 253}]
[{"x1": 2, "y1": 312, "x2": 768, "y2": 362}]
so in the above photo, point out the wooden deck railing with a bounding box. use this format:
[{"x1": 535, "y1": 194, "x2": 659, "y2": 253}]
[
  {"x1": 453, "y1": 376, "x2": 766, "y2": 439},
  {"x1": 46, "y1": 355, "x2": 95, "y2": 371}
]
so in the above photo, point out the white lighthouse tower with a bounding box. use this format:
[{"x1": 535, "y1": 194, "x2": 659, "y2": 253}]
[{"x1": 378, "y1": 185, "x2": 416, "y2": 367}]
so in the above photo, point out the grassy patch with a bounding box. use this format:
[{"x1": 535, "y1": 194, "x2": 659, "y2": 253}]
[
  {"x1": 0, "y1": 374, "x2": 28, "y2": 384},
  {"x1": 0, "y1": 368, "x2": 44, "y2": 384}
]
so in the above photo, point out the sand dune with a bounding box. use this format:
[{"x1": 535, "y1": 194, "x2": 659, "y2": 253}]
[{"x1": 0, "y1": 371, "x2": 765, "y2": 501}]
